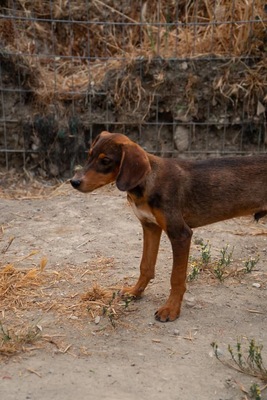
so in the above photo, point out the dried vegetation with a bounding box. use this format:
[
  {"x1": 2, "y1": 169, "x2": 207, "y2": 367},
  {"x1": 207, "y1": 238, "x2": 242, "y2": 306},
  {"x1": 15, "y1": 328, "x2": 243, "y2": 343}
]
[
  {"x1": 0, "y1": 1, "x2": 266, "y2": 107},
  {"x1": 0, "y1": 230, "x2": 131, "y2": 357},
  {"x1": 0, "y1": 1, "x2": 266, "y2": 173}
]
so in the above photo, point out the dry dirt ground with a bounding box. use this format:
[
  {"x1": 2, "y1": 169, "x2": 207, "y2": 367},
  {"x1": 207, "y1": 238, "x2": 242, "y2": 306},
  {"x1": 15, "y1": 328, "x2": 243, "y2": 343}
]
[{"x1": 1, "y1": 180, "x2": 267, "y2": 400}]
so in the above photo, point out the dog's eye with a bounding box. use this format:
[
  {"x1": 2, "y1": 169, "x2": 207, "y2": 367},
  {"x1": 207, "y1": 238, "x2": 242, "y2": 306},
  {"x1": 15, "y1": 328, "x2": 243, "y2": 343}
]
[{"x1": 100, "y1": 157, "x2": 111, "y2": 166}]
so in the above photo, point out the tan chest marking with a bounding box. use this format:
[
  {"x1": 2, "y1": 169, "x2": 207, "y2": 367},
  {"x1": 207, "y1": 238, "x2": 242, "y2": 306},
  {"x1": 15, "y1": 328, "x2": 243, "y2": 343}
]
[{"x1": 129, "y1": 201, "x2": 158, "y2": 225}]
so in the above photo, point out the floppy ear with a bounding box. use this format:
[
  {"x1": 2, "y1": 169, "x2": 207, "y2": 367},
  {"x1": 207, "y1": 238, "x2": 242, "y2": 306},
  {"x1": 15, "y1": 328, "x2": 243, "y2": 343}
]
[
  {"x1": 116, "y1": 143, "x2": 151, "y2": 191},
  {"x1": 90, "y1": 131, "x2": 110, "y2": 148}
]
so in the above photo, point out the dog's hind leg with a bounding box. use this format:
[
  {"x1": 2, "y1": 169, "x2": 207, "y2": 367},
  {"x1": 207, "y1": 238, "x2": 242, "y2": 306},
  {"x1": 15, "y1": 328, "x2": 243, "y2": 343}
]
[{"x1": 155, "y1": 223, "x2": 192, "y2": 322}]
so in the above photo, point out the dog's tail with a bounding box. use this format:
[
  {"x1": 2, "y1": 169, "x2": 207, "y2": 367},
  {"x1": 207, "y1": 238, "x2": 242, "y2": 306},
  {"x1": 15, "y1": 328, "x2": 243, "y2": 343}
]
[{"x1": 254, "y1": 211, "x2": 267, "y2": 222}]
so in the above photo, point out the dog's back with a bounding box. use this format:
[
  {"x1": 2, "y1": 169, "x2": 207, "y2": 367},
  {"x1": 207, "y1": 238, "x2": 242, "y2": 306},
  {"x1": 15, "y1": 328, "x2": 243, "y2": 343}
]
[{"x1": 172, "y1": 155, "x2": 267, "y2": 227}]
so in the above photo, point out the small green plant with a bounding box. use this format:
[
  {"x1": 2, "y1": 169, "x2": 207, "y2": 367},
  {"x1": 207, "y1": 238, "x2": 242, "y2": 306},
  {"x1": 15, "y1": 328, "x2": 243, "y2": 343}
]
[
  {"x1": 244, "y1": 256, "x2": 260, "y2": 273},
  {"x1": 0, "y1": 321, "x2": 11, "y2": 342},
  {"x1": 220, "y1": 245, "x2": 234, "y2": 267},
  {"x1": 187, "y1": 241, "x2": 210, "y2": 281},
  {"x1": 102, "y1": 292, "x2": 134, "y2": 327},
  {"x1": 103, "y1": 308, "x2": 116, "y2": 327},
  {"x1": 187, "y1": 263, "x2": 200, "y2": 281},
  {"x1": 123, "y1": 294, "x2": 133, "y2": 309},
  {"x1": 211, "y1": 339, "x2": 267, "y2": 399},
  {"x1": 0, "y1": 321, "x2": 41, "y2": 345},
  {"x1": 213, "y1": 262, "x2": 225, "y2": 281},
  {"x1": 102, "y1": 292, "x2": 117, "y2": 327},
  {"x1": 250, "y1": 383, "x2": 262, "y2": 400},
  {"x1": 200, "y1": 241, "x2": 211, "y2": 266},
  {"x1": 213, "y1": 245, "x2": 234, "y2": 282},
  {"x1": 0, "y1": 321, "x2": 42, "y2": 356},
  {"x1": 189, "y1": 241, "x2": 260, "y2": 284},
  {"x1": 247, "y1": 340, "x2": 266, "y2": 373},
  {"x1": 212, "y1": 339, "x2": 267, "y2": 377}
]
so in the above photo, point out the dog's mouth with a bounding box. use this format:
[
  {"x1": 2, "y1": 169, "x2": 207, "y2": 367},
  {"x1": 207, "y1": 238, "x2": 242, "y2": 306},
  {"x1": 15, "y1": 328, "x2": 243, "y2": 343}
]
[{"x1": 70, "y1": 174, "x2": 116, "y2": 193}]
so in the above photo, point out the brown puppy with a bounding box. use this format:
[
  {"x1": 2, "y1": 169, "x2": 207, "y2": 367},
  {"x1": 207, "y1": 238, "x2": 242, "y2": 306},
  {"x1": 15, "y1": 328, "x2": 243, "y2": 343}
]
[{"x1": 71, "y1": 131, "x2": 267, "y2": 322}]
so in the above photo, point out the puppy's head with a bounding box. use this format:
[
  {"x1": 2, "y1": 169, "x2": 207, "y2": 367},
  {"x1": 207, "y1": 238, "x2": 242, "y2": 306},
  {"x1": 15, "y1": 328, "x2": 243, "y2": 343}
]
[{"x1": 70, "y1": 131, "x2": 151, "y2": 193}]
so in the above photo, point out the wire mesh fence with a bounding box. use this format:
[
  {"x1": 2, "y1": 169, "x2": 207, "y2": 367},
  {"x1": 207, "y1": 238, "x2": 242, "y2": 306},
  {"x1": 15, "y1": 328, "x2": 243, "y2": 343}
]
[{"x1": 0, "y1": 1, "x2": 266, "y2": 177}]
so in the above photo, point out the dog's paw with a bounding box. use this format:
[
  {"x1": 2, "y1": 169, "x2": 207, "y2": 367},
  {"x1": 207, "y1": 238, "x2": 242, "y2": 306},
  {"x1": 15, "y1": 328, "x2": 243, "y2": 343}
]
[
  {"x1": 119, "y1": 286, "x2": 141, "y2": 299},
  {"x1": 154, "y1": 305, "x2": 180, "y2": 322}
]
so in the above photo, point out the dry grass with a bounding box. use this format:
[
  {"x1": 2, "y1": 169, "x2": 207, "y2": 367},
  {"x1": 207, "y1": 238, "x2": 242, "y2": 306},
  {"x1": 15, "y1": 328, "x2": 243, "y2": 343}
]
[
  {"x1": 81, "y1": 283, "x2": 133, "y2": 327},
  {"x1": 0, "y1": 321, "x2": 42, "y2": 356},
  {"x1": 0, "y1": 237, "x2": 131, "y2": 357},
  {"x1": 6, "y1": 0, "x2": 265, "y2": 57},
  {"x1": 0, "y1": 249, "x2": 120, "y2": 314},
  {"x1": 0, "y1": 263, "x2": 47, "y2": 307},
  {"x1": 0, "y1": 0, "x2": 265, "y2": 108},
  {"x1": 0, "y1": 170, "x2": 71, "y2": 200}
]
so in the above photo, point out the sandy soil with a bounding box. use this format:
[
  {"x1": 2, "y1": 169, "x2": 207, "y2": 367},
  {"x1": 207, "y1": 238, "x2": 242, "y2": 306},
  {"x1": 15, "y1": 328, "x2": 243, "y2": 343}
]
[{"x1": 1, "y1": 182, "x2": 267, "y2": 400}]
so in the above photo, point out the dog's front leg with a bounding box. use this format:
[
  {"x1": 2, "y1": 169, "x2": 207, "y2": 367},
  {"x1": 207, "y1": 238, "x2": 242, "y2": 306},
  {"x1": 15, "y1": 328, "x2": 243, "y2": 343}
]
[
  {"x1": 155, "y1": 224, "x2": 192, "y2": 322},
  {"x1": 121, "y1": 222, "x2": 162, "y2": 298}
]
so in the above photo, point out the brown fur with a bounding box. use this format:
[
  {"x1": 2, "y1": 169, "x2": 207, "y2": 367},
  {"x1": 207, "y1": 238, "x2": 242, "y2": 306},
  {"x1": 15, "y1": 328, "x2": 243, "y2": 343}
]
[{"x1": 71, "y1": 131, "x2": 267, "y2": 322}]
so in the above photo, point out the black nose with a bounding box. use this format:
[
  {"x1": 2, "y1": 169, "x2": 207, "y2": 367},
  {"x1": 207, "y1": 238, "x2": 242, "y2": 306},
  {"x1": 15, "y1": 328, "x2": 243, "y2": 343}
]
[{"x1": 70, "y1": 179, "x2": 81, "y2": 189}]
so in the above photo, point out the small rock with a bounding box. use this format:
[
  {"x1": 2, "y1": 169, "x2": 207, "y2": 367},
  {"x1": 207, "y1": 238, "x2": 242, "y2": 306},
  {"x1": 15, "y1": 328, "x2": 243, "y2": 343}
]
[
  {"x1": 174, "y1": 109, "x2": 191, "y2": 122},
  {"x1": 95, "y1": 316, "x2": 101, "y2": 324},
  {"x1": 174, "y1": 126, "x2": 190, "y2": 152},
  {"x1": 186, "y1": 300, "x2": 196, "y2": 308},
  {"x1": 252, "y1": 283, "x2": 261, "y2": 288},
  {"x1": 181, "y1": 61, "x2": 188, "y2": 70},
  {"x1": 69, "y1": 315, "x2": 78, "y2": 320},
  {"x1": 184, "y1": 294, "x2": 196, "y2": 307},
  {"x1": 173, "y1": 329, "x2": 180, "y2": 336}
]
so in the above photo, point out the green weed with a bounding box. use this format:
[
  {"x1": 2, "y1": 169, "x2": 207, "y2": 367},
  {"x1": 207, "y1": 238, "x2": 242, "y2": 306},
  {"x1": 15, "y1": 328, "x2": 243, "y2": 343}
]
[
  {"x1": 0, "y1": 321, "x2": 42, "y2": 356},
  {"x1": 244, "y1": 256, "x2": 260, "y2": 273},
  {"x1": 211, "y1": 339, "x2": 267, "y2": 399},
  {"x1": 102, "y1": 291, "x2": 134, "y2": 327},
  {"x1": 250, "y1": 383, "x2": 262, "y2": 400},
  {"x1": 213, "y1": 245, "x2": 234, "y2": 282},
  {"x1": 189, "y1": 240, "x2": 261, "y2": 283},
  {"x1": 102, "y1": 291, "x2": 117, "y2": 327},
  {"x1": 187, "y1": 263, "x2": 200, "y2": 281},
  {"x1": 219, "y1": 245, "x2": 234, "y2": 267},
  {"x1": 200, "y1": 241, "x2": 212, "y2": 266}
]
